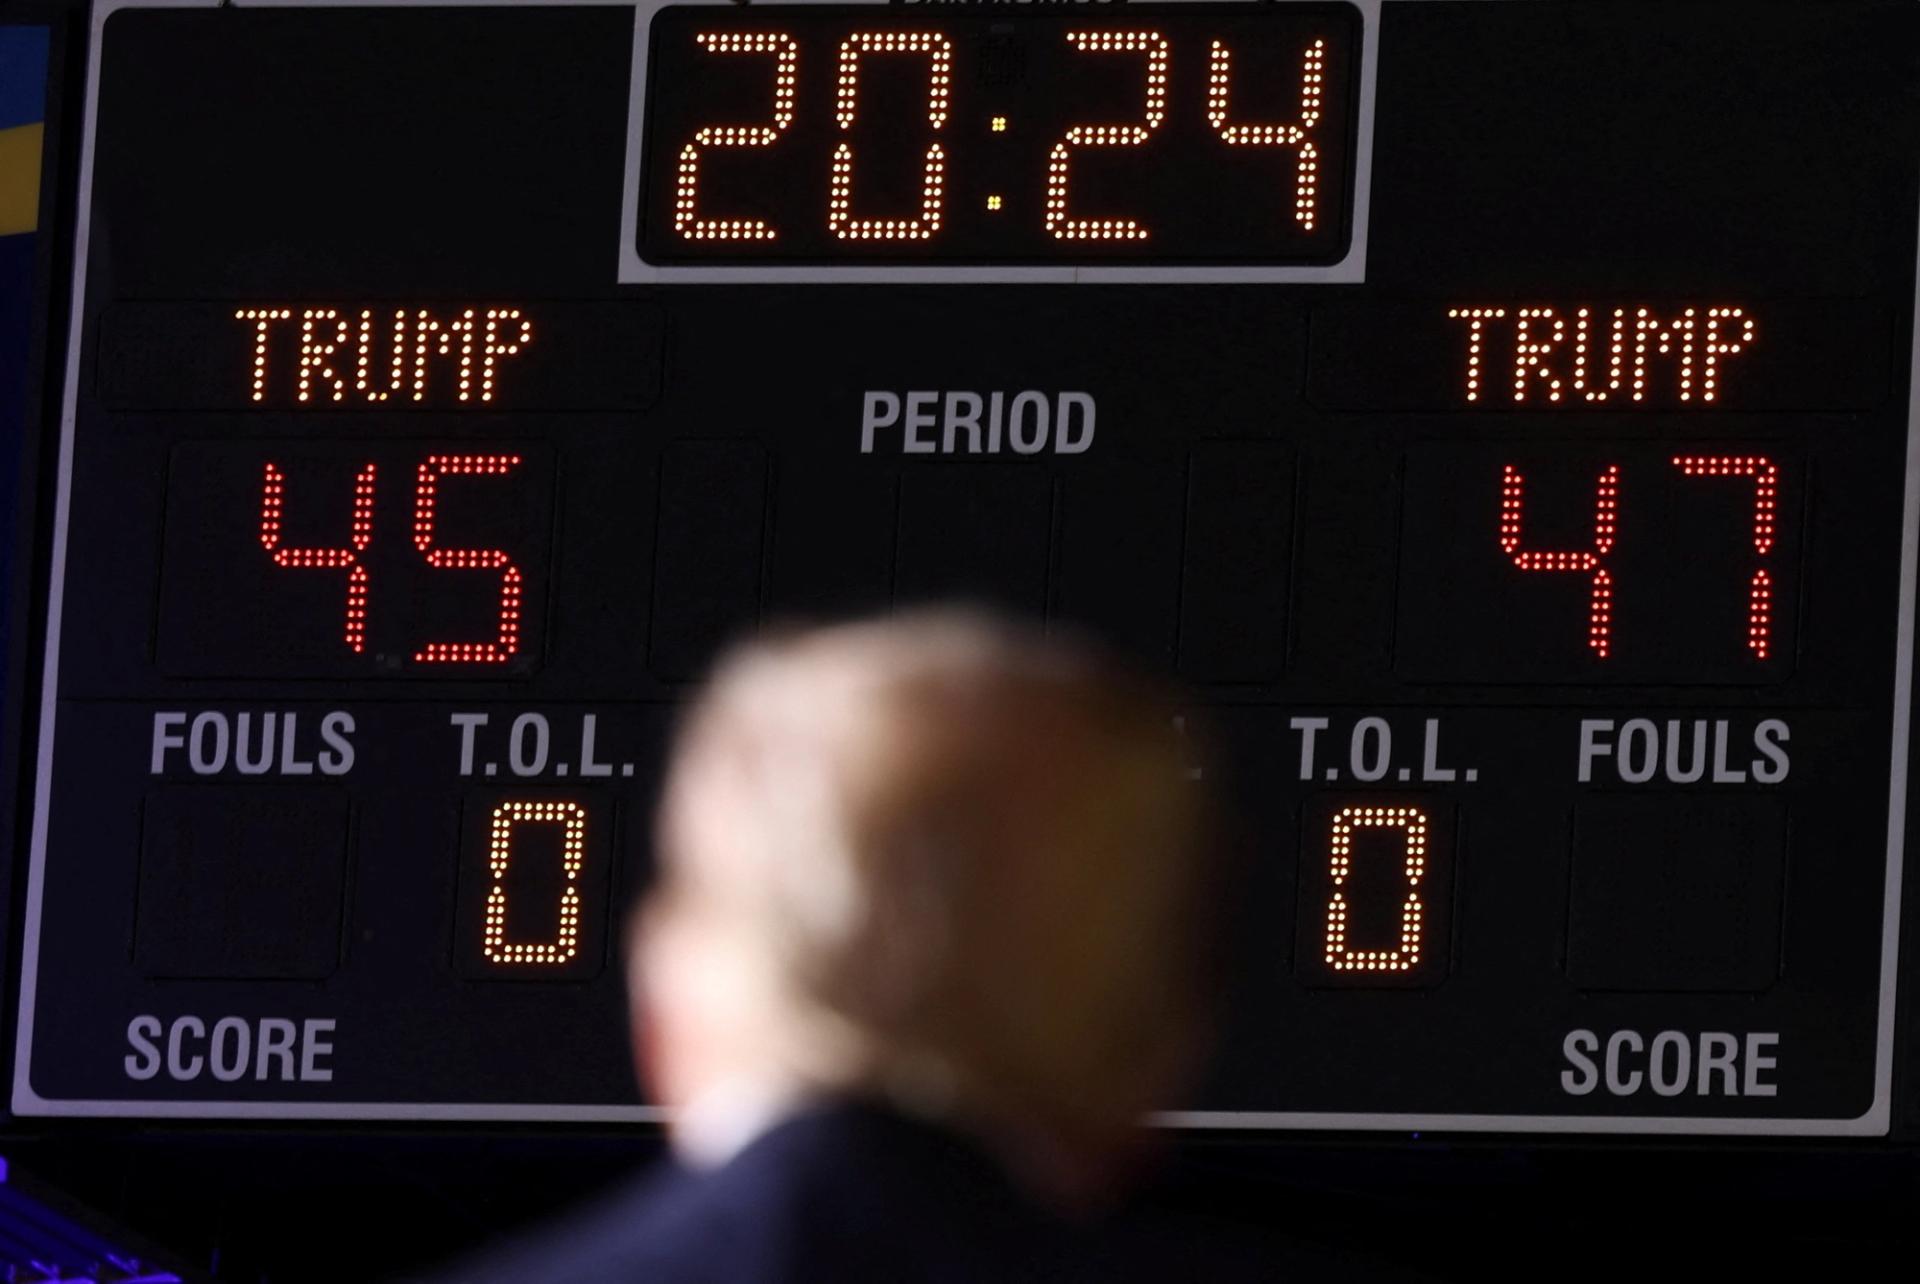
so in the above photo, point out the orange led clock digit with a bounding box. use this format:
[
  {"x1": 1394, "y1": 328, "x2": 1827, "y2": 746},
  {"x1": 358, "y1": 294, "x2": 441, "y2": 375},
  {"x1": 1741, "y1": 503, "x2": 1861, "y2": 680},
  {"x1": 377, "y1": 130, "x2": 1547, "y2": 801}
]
[
  {"x1": 673, "y1": 32, "x2": 799, "y2": 242},
  {"x1": 1046, "y1": 30, "x2": 1169, "y2": 242},
  {"x1": 830, "y1": 32, "x2": 952, "y2": 241},
  {"x1": 1206, "y1": 36, "x2": 1325, "y2": 230}
]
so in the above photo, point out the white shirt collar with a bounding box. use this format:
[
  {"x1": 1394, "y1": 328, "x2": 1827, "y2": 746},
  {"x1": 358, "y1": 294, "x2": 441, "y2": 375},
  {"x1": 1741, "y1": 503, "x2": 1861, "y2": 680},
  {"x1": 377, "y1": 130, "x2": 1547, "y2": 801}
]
[{"x1": 671, "y1": 1075, "x2": 806, "y2": 1171}]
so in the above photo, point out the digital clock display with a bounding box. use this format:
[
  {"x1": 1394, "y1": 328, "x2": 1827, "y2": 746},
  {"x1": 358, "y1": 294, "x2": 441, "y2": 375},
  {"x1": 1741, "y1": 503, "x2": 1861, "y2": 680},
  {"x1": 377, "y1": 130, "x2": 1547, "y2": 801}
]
[
  {"x1": 11, "y1": 0, "x2": 1920, "y2": 1136},
  {"x1": 634, "y1": 5, "x2": 1362, "y2": 265}
]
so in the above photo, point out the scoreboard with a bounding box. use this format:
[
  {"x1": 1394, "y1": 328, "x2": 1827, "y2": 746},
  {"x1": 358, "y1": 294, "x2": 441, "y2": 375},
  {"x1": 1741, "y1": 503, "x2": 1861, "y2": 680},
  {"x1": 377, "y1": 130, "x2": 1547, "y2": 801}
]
[{"x1": 10, "y1": 0, "x2": 1920, "y2": 1133}]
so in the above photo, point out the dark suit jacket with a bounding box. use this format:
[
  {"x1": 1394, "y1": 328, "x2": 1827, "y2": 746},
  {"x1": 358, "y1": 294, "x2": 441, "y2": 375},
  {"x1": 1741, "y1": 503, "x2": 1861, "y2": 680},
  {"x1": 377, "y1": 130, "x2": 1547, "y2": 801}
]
[{"x1": 426, "y1": 1099, "x2": 1426, "y2": 1283}]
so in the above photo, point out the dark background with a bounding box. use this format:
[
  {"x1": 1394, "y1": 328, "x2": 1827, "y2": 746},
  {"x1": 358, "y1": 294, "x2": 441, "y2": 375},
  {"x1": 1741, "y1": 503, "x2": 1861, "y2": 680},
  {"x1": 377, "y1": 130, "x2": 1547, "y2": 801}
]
[{"x1": 3, "y1": 2, "x2": 1919, "y2": 1279}]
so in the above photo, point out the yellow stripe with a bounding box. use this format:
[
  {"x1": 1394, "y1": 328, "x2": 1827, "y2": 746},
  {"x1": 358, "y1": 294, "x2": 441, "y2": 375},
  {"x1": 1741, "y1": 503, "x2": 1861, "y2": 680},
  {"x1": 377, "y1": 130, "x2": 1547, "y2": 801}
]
[{"x1": 0, "y1": 122, "x2": 45, "y2": 235}]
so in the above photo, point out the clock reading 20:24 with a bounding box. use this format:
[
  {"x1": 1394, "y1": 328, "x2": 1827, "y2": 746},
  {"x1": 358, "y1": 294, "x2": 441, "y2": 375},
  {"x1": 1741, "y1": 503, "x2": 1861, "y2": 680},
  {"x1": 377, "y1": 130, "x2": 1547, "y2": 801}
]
[{"x1": 636, "y1": 5, "x2": 1362, "y2": 265}]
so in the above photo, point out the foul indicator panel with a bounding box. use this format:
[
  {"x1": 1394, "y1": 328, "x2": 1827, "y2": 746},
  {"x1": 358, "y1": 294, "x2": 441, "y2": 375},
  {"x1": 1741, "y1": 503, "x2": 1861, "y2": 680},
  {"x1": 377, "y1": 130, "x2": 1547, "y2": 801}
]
[{"x1": 12, "y1": 0, "x2": 1920, "y2": 1134}]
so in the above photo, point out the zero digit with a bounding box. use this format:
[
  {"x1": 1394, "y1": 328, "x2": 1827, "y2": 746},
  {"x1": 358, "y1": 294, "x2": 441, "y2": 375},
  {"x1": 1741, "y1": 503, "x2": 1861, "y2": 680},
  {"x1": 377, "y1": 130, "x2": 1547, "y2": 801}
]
[
  {"x1": 830, "y1": 32, "x2": 953, "y2": 241},
  {"x1": 483, "y1": 800, "x2": 589, "y2": 966},
  {"x1": 1323, "y1": 805, "x2": 1431, "y2": 974}
]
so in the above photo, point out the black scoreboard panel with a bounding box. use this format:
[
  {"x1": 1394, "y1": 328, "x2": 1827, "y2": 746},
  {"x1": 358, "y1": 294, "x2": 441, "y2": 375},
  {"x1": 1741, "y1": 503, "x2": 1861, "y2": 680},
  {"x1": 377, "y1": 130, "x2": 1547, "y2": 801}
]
[{"x1": 11, "y1": 0, "x2": 1919, "y2": 1132}]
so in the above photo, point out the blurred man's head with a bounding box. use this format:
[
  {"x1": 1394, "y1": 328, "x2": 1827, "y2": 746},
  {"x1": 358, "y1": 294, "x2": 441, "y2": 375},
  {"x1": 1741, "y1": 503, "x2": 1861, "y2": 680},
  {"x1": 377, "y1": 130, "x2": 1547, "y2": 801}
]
[{"x1": 632, "y1": 611, "x2": 1218, "y2": 1206}]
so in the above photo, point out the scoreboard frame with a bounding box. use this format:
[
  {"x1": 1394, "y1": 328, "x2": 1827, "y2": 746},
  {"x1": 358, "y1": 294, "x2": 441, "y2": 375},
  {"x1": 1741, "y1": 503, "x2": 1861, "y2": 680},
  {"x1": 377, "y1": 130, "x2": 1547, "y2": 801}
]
[{"x1": 5, "y1": 0, "x2": 1918, "y2": 1136}]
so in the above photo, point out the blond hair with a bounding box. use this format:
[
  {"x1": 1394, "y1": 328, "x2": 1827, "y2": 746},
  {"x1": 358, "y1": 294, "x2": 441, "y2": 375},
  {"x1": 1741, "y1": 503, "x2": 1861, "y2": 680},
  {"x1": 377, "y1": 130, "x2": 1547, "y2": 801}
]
[{"x1": 642, "y1": 611, "x2": 1216, "y2": 1159}]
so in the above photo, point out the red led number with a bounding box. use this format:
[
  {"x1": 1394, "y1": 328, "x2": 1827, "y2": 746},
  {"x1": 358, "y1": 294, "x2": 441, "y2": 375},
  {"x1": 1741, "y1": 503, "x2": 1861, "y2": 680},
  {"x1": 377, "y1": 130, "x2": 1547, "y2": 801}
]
[
  {"x1": 1499, "y1": 463, "x2": 1619, "y2": 658},
  {"x1": 1673, "y1": 455, "x2": 1778, "y2": 660},
  {"x1": 258, "y1": 461, "x2": 376, "y2": 653},
  {"x1": 1323, "y1": 805, "x2": 1430, "y2": 974},
  {"x1": 1495, "y1": 458, "x2": 1781, "y2": 662},
  {"x1": 484, "y1": 800, "x2": 588, "y2": 966},
  {"x1": 258, "y1": 455, "x2": 527, "y2": 665}
]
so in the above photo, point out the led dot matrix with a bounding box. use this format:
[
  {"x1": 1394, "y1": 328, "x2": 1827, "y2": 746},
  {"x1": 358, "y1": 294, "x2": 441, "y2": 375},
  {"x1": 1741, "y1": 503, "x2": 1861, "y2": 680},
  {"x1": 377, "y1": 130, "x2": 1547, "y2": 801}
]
[
  {"x1": 234, "y1": 306, "x2": 534, "y2": 404},
  {"x1": 1449, "y1": 305, "x2": 1755, "y2": 404},
  {"x1": 675, "y1": 32, "x2": 799, "y2": 241},
  {"x1": 1446, "y1": 307, "x2": 1506, "y2": 402},
  {"x1": 657, "y1": 18, "x2": 1348, "y2": 257},
  {"x1": 1494, "y1": 456, "x2": 1782, "y2": 664},
  {"x1": 1323, "y1": 806, "x2": 1430, "y2": 973},
  {"x1": 413, "y1": 454, "x2": 526, "y2": 665},
  {"x1": 254, "y1": 453, "x2": 531, "y2": 665},
  {"x1": 1500, "y1": 463, "x2": 1620, "y2": 658},
  {"x1": 258, "y1": 461, "x2": 376, "y2": 652},
  {"x1": 1673, "y1": 455, "x2": 1779, "y2": 660},
  {"x1": 831, "y1": 32, "x2": 953, "y2": 241},
  {"x1": 235, "y1": 308, "x2": 291, "y2": 400},
  {"x1": 1207, "y1": 38, "x2": 1324, "y2": 229},
  {"x1": 483, "y1": 800, "x2": 589, "y2": 966},
  {"x1": 1046, "y1": 31, "x2": 1168, "y2": 241}
]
